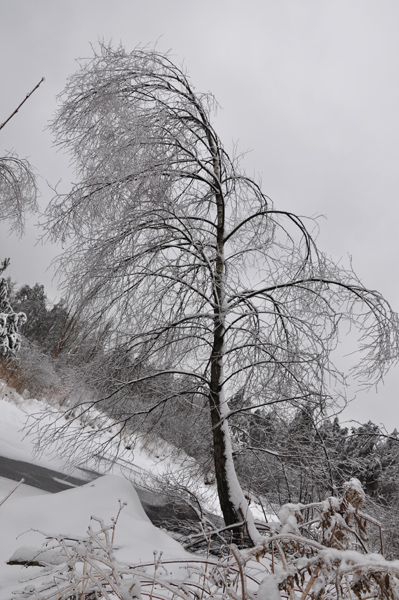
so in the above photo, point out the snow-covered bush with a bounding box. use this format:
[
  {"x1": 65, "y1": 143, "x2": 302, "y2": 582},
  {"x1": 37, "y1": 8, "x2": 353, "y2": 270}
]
[
  {"x1": 244, "y1": 478, "x2": 399, "y2": 599},
  {"x1": 0, "y1": 277, "x2": 26, "y2": 359}
]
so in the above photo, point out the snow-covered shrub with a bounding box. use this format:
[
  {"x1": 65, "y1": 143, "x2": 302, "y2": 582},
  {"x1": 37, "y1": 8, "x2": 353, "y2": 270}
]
[
  {"x1": 242, "y1": 478, "x2": 399, "y2": 599},
  {"x1": 10, "y1": 503, "x2": 139, "y2": 600},
  {"x1": 0, "y1": 338, "x2": 61, "y2": 400},
  {"x1": 0, "y1": 277, "x2": 26, "y2": 359}
]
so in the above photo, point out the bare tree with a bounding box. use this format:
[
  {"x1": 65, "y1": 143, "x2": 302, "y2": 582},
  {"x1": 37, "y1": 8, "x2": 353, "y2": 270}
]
[
  {"x1": 44, "y1": 43, "x2": 399, "y2": 542},
  {"x1": 0, "y1": 153, "x2": 37, "y2": 235},
  {"x1": 0, "y1": 78, "x2": 44, "y2": 235}
]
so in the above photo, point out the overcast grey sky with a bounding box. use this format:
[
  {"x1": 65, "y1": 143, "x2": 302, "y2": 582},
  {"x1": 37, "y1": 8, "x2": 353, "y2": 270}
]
[{"x1": 1, "y1": 0, "x2": 399, "y2": 427}]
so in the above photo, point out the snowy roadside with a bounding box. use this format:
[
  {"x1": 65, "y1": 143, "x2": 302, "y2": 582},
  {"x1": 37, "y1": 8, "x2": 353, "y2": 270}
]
[
  {"x1": 0, "y1": 380, "x2": 271, "y2": 522},
  {"x1": 2, "y1": 381, "x2": 397, "y2": 600},
  {"x1": 0, "y1": 379, "x2": 220, "y2": 513},
  {"x1": 0, "y1": 382, "x2": 195, "y2": 597}
]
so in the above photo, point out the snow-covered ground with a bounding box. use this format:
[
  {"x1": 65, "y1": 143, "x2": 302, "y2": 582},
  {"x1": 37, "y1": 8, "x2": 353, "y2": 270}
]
[
  {"x1": 0, "y1": 379, "x2": 274, "y2": 598},
  {"x1": 0, "y1": 475, "x2": 192, "y2": 598},
  {"x1": 2, "y1": 381, "x2": 395, "y2": 600},
  {"x1": 0, "y1": 382, "x2": 199, "y2": 597}
]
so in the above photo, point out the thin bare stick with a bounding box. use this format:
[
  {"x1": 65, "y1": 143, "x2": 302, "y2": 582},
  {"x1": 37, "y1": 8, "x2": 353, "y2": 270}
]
[
  {"x1": 230, "y1": 544, "x2": 247, "y2": 600},
  {"x1": 111, "y1": 499, "x2": 126, "y2": 545},
  {"x1": 0, "y1": 77, "x2": 45, "y2": 132},
  {"x1": 0, "y1": 478, "x2": 25, "y2": 507}
]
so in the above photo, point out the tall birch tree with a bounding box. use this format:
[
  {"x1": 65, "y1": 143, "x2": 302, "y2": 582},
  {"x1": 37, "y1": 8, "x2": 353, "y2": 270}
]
[{"x1": 45, "y1": 43, "x2": 399, "y2": 542}]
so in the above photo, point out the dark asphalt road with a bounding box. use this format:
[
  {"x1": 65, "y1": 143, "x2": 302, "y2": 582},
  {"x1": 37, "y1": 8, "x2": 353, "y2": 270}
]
[
  {"x1": 0, "y1": 455, "x2": 92, "y2": 492},
  {"x1": 0, "y1": 455, "x2": 200, "y2": 528}
]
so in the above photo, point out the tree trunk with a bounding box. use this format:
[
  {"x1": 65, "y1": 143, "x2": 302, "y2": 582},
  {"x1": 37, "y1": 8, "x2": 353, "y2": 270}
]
[
  {"x1": 209, "y1": 324, "x2": 241, "y2": 527},
  {"x1": 208, "y1": 178, "x2": 259, "y2": 543},
  {"x1": 208, "y1": 339, "x2": 260, "y2": 544}
]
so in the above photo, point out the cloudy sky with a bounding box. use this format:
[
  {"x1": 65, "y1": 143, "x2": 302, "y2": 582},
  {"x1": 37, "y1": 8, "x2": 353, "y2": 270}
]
[{"x1": 1, "y1": 0, "x2": 399, "y2": 427}]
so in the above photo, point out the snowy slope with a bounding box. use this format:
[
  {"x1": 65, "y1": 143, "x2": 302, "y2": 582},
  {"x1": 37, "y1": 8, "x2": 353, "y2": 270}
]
[
  {"x1": 0, "y1": 379, "x2": 219, "y2": 512},
  {"x1": 0, "y1": 383, "x2": 69, "y2": 469}
]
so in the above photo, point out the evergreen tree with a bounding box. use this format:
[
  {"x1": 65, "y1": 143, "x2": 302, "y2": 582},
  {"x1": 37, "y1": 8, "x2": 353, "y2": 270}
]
[{"x1": 0, "y1": 270, "x2": 26, "y2": 358}]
